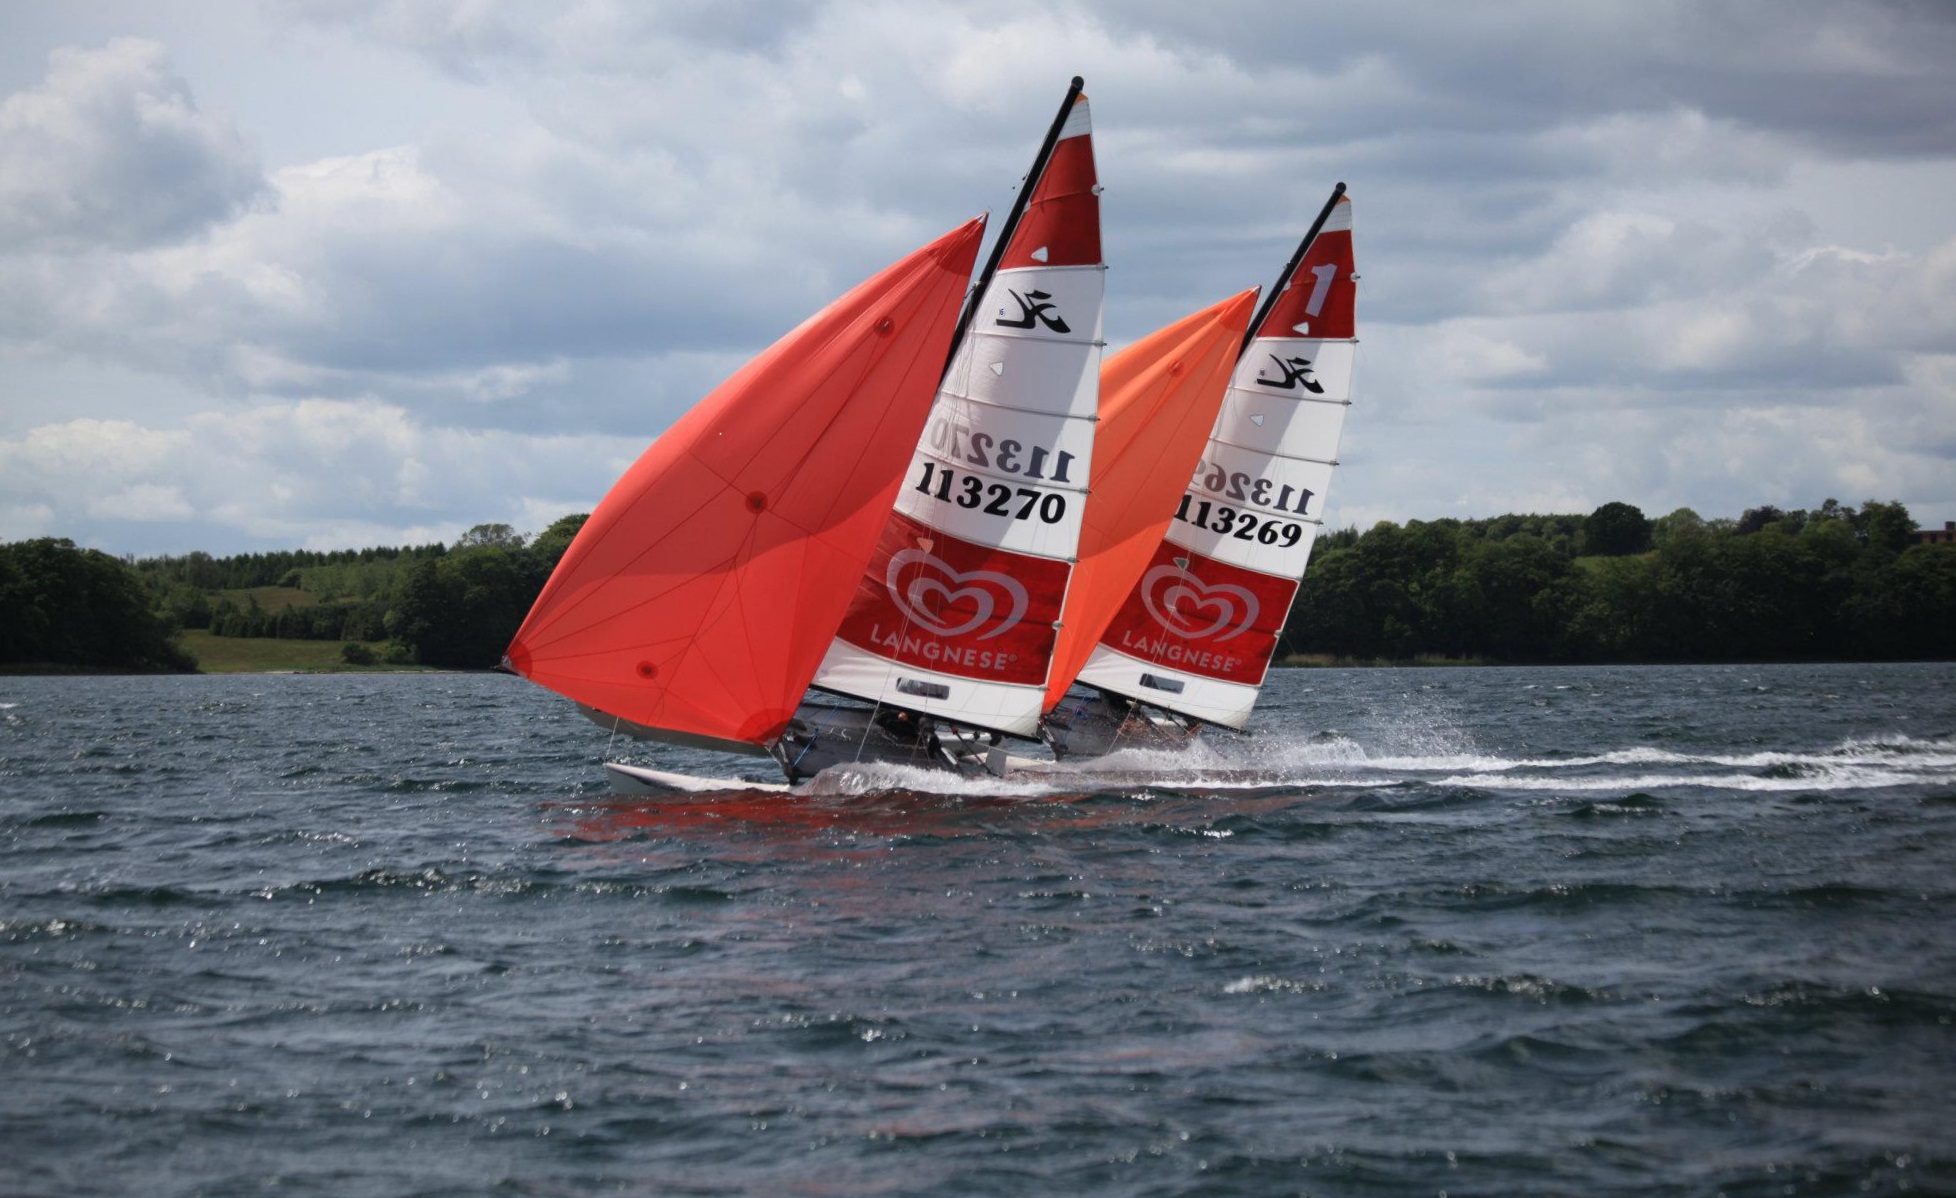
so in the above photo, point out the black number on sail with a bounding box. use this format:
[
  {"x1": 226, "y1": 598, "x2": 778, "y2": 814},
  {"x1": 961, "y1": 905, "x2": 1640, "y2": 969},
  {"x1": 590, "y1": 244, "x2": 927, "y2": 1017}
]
[{"x1": 913, "y1": 462, "x2": 1068, "y2": 524}]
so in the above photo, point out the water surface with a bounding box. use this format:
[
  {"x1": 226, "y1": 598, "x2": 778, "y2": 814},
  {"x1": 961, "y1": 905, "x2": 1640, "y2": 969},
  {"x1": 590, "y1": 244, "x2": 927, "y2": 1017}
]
[{"x1": 3, "y1": 664, "x2": 1953, "y2": 1195}]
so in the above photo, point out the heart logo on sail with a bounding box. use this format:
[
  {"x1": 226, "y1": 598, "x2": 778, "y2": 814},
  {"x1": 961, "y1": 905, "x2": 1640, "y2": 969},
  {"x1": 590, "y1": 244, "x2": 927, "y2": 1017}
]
[
  {"x1": 1139, "y1": 564, "x2": 1259, "y2": 642},
  {"x1": 886, "y1": 549, "x2": 1030, "y2": 641}
]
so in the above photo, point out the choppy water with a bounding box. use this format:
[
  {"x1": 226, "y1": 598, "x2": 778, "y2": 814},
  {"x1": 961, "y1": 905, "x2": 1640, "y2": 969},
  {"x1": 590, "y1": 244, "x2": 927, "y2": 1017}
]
[{"x1": 3, "y1": 663, "x2": 1953, "y2": 1196}]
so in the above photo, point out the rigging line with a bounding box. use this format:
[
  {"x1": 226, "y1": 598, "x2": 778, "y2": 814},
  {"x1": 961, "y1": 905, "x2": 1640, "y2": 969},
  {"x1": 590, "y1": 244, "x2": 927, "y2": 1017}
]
[{"x1": 856, "y1": 583, "x2": 925, "y2": 766}]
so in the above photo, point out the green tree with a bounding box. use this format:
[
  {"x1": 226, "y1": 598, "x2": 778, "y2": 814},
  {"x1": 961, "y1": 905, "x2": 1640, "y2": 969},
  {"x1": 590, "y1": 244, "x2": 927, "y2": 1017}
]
[
  {"x1": 0, "y1": 539, "x2": 195, "y2": 671},
  {"x1": 1438, "y1": 535, "x2": 1582, "y2": 660},
  {"x1": 1842, "y1": 544, "x2": 1956, "y2": 658},
  {"x1": 1584, "y1": 502, "x2": 1652, "y2": 556},
  {"x1": 158, "y1": 583, "x2": 213, "y2": 630},
  {"x1": 527, "y1": 513, "x2": 589, "y2": 571},
  {"x1": 1651, "y1": 507, "x2": 1707, "y2": 547},
  {"x1": 1853, "y1": 500, "x2": 1915, "y2": 552},
  {"x1": 456, "y1": 523, "x2": 525, "y2": 550},
  {"x1": 387, "y1": 547, "x2": 535, "y2": 667}
]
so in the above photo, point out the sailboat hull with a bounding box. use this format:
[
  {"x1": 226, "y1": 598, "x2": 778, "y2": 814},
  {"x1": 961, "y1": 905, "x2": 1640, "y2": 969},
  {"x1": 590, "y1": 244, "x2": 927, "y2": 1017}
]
[
  {"x1": 1042, "y1": 688, "x2": 1201, "y2": 759},
  {"x1": 605, "y1": 762, "x2": 796, "y2": 795},
  {"x1": 773, "y1": 702, "x2": 1006, "y2": 782}
]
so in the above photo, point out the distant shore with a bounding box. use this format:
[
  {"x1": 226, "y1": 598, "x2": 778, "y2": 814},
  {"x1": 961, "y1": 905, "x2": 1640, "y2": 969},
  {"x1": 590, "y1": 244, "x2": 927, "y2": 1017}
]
[{"x1": 9, "y1": 645, "x2": 1948, "y2": 678}]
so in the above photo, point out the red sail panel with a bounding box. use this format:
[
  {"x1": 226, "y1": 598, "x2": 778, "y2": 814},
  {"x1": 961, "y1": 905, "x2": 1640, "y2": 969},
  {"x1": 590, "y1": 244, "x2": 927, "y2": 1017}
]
[
  {"x1": 1254, "y1": 195, "x2": 1355, "y2": 340},
  {"x1": 999, "y1": 101, "x2": 1101, "y2": 270},
  {"x1": 1093, "y1": 542, "x2": 1296, "y2": 685},
  {"x1": 832, "y1": 510, "x2": 1070, "y2": 688},
  {"x1": 1041, "y1": 289, "x2": 1257, "y2": 709},
  {"x1": 504, "y1": 218, "x2": 986, "y2": 749}
]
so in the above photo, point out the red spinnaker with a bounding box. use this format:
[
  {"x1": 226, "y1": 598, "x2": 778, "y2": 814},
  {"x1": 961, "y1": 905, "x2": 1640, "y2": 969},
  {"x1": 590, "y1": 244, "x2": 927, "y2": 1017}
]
[
  {"x1": 505, "y1": 219, "x2": 986, "y2": 750},
  {"x1": 1042, "y1": 289, "x2": 1258, "y2": 709}
]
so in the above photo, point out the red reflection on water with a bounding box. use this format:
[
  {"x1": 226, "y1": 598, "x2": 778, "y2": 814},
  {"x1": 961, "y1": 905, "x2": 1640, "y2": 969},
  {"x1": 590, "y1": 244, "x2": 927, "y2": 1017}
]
[{"x1": 546, "y1": 788, "x2": 1054, "y2": 844}]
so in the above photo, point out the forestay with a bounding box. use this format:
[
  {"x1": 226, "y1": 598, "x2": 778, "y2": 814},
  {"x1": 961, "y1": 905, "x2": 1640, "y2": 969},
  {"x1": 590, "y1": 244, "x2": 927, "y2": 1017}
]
[{"x1": 1074, "y1": 192, "x2": 1357, "y2": 727}]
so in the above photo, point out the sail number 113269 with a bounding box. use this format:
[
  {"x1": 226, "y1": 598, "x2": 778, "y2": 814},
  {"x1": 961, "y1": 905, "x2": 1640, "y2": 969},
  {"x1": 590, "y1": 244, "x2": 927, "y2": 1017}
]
[{"x1": 1174, "y1": 494, "x2": 1305, "y2": 547}]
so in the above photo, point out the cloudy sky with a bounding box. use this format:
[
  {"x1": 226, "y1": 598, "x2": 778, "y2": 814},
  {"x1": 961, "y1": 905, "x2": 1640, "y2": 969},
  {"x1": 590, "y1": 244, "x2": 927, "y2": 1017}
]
[{"x1": 3, "y1": 0, "x2": 1953, "y2": 557}]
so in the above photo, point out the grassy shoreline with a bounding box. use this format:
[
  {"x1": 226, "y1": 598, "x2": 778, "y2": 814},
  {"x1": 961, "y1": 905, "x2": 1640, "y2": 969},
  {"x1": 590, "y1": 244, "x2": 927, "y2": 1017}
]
[
  {"x1": 1277, "y1": 653, "x2": 1492, "y2": 668},
  {"x1": 175, "y1": 631, "x2": 447, "y2": 674}
]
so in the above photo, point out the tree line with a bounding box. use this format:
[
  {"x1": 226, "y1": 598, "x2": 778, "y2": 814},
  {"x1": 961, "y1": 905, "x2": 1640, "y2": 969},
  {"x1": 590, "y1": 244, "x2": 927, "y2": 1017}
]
[
  {"x1": 4, "y1": 500, "x2": 1952, "y2": 673},
  {"x1": 0, "y1": 538, "x2": 198, "y2": 671},
  {"x1": 169, "y1": 516, "x2": 588, "y2": 668},
  {"x1": 1282, "y1": 499, "x2": 1956, "y2": 663},
  {"x1": 1, "y1": 517, "x2": 585, "y2": 672}
]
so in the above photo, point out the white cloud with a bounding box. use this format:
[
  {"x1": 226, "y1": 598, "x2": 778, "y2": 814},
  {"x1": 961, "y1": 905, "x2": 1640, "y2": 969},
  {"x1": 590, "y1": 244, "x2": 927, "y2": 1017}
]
[
  {"x1": 89, "y1": 483, "x2": 196, "y2": 522},
  {"x1": 0, "y1": 399, "x2": 639, "y2": 553},
  {"x1": 0, "y1": 39, "x2": 266, "y2": 251},
  {"x1": 0, "y1": 503, "x2": 57, "y2": 542},
  {"x1": 3, "y1": 2, "x2": 1955, "y2": 556}
]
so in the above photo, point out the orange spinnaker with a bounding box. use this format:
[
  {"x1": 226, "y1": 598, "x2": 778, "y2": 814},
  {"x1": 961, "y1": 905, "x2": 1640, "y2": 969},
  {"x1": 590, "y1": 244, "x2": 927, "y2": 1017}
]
[
  {"x1": 1042, "y1": 288, "x2": 1258, "y2": 709},
  {"x1": 506, "y1": 219, "x2": 986, "y2": 750}
]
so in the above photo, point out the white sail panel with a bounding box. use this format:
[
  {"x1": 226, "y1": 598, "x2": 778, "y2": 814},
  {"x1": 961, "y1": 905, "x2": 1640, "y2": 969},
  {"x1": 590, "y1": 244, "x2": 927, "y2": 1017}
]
[
  {"x1": 892, "y1": 448, "x2": 1089, "y2": 560},
  {"x1": 1167, "y1": 439, "x2": 1335, "y2": 574},
  {"x1": 816, "y1": 640, "x2": 1047, "y2": 737},
  {"x1": 1229, "y1": 338, "x2": 1356, "y2": 404},
  {"x1": 1073, "y1": 642, "x2": 1261, "y2": 728},
  {"x1": 919, "y1": 389, "x2": 1097, "y2": 472},
  {"x1": 1211, "y1": 390, "x2": 1349, "y2": 466},
  {"x1": 965, "y1": 264, "x2": 1105, "y2": 387},
  {"x1": 955, "y1": 329, "x2": 1101, "y2": 418}
]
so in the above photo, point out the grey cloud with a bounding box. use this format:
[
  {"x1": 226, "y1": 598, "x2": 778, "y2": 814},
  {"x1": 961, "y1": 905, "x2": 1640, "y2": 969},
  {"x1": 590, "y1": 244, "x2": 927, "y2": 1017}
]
[
  {"x1": 1092, "y1": 0, "x2": 1956, "y2": 156},
  {"x1": 0, "y1": 39, "x2": 267, "y2": 252},
  {"x1": 4, "y1": 1, "x2": 1955, "y2": 556}
]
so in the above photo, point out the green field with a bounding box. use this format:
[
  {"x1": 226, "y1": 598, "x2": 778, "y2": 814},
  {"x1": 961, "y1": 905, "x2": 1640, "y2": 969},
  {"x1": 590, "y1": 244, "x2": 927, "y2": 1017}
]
[{"x1": 178, "y1": 631, "x2": 432, "y2": 673}]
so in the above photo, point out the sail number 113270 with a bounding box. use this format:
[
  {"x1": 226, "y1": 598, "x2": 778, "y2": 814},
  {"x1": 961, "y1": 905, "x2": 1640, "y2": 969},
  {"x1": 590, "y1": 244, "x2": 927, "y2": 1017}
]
[{"x1": 915, "y1": 462, "x2": 1068, "y2": 524}]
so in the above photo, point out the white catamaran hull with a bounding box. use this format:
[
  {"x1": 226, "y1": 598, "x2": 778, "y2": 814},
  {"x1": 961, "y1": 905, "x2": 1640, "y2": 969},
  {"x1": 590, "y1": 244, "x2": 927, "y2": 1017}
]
[{"x1": 605, "y1": 762, "x2": 797, "y2": 795}]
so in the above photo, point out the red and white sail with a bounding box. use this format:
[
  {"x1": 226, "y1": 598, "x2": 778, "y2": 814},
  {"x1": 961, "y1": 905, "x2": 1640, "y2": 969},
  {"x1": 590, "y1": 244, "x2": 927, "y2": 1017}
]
[
  {"x1": 1074, "y1": 191, "x2": 1357, "y2": 728},
  {"x1": 814, "y1": 92, "x2": 1104, "y2": 738}
]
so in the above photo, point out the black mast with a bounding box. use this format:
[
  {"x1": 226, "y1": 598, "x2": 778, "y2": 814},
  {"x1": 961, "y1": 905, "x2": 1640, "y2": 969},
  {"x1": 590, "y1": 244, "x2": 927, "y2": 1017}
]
[
  {"x1": 1239, "y1": 181, "x2": 1346, "y2": 358},
  {"x1": 943, "y1": 76, "x2": 1087, "y2": 377}
]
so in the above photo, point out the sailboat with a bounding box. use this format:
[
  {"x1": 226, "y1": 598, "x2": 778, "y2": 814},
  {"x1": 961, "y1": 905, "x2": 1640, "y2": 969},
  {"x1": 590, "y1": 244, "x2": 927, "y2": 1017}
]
[
  {"x1": 505, "y1": 80, "x2": 1111, "y2": 789},
  {"x1": 1043, "y1": 184, "x2": 1358, "y2": 758},
  {"x1": 757, "y1": 78, "x2": 1107, "y2": 781}
]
